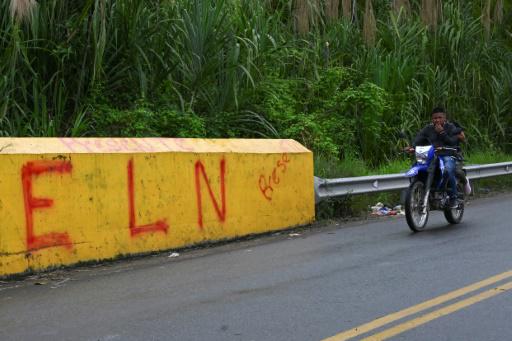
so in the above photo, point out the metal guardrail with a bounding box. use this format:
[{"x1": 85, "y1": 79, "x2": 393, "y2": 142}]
[{"x1": 314, "y1": 161, "x2": 512, "y2": 204}]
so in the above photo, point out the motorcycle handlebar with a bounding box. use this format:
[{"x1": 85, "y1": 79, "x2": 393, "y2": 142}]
[
  {"x1": 402, "y1": 146, "x2": 458, "y2": 154},
  {"x1": 435, "y1": 147, "x2": 458, "y2": 152}
]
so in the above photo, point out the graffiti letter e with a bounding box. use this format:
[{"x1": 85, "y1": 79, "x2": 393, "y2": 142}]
[{"x1": 22, "y1": 160, "x2": 73, "y2": 251}]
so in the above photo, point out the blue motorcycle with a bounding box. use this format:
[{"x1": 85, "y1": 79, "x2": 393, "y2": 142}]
[{"x1": 404, "y1": 145, "x2": 465, "y2": 232}]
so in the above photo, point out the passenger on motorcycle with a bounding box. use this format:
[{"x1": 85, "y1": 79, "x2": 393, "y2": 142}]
[
  {"x1": 413, "y1": 107, "x2": 461, "y2": 208},
  {"x1": 450, "y1": 120, "x2": 472, "y2": 195}
]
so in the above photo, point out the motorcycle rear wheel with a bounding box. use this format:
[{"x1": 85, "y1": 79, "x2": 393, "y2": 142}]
[
  {"x1": 444, "y1": 180, "x2": 465, "y2": 224},
  {"x1": 405, "y1": 180, "x2": 429, "y2": 232}
]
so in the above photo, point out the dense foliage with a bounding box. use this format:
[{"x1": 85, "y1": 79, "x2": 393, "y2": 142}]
[{"x1": 1, "y1": 0, "x2": 511, "y2": 166}]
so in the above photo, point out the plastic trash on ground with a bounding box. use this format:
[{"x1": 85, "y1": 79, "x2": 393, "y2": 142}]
[{"x1": 370, "y1": 202, "x2": 405, "y2": 216}]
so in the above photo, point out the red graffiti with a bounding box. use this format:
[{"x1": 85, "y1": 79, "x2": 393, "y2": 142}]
[
  {"x1": 127, "y1": 159, "x2": 169, "y2": 236},
  {"x1": 158, "y1": 138, "x2": 195, "y2": 152},
  {"x1": 59, "y1": 138, "x2": 197, "y2": 153},
  {"x1": 22, "y1": 160, "x2": 73, "y2": 251},
  {"x1": 259, "y1": 153, "x2": 291, "y2": 201},
  {"x1": 195, "y1": 159, "x2": 226, "y2": 229},
  {"x1": 60, "y1": 138, "x2": 152, "y2": 153}
]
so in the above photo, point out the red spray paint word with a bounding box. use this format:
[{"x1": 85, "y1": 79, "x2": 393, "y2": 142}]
[
  {"x1": 60, "y1": 138, "x2": 196, "y2": 153},
  {"x1": 22, "y1": 160, "x2": 73, "y2": 251},
  {"x1": 195, "y1": 159, "x2": 226, "y2": 229},
  {"x1": 259, "y1": 153, "x2": 291, "y2": 201},
  {"x1": 19, "y1": 156, "x2": 228, "y2": 251},
  {"x1": 127, "y1": 159, "x2": 169, "y2": 236}
]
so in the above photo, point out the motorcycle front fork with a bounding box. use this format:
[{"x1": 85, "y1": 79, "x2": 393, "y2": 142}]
[
  {"x1": 421, "y1": 162, "x2": 437, "y2": 214},
  {"x1": 422, "y1": 190, "x2": 430, "y2": 214}
]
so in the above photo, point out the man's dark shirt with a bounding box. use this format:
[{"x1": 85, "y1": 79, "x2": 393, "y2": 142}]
[{"x1": 413, "y1": 122, "x2": 461, "y2": 156}]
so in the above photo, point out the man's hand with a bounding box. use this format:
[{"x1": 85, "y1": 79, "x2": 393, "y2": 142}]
[
  {"x1": 434, "y1": 123, "x2": 445, "y2": 134},
  {"x1": 457, "y1": 131, "x2": 466, "y2": 142},
  {"x1": 404, "y1": 146, "x2": 415, "y2": 154}
]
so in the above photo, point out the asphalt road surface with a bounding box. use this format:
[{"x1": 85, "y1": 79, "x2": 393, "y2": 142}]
[{"x1": 1, "y1": 193, "x2": 512, "y2": 341}]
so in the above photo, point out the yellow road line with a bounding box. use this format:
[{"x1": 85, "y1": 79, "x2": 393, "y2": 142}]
[
  {"x1": 362, "y1": 280, "x2": 512, "y2": 340},
  {"x1": 322, "y1": 270, "x2": 512, "y2": 341}
]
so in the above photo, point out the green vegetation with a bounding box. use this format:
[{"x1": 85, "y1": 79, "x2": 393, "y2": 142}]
[
  {"x1": 315, "y1": 150, "x2": 512, "y2": 179},
  {"x1": 2, "y1": 0, "x2": 512, "y2": 170}
]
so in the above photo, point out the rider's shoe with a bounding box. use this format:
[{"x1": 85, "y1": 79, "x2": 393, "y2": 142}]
[{"x1": 464, "y1": 180, "x2": 472, "y2": 195}]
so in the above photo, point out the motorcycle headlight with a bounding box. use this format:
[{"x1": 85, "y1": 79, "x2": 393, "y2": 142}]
[{"x1": 415, "y1": 147, "x2": 431, "y2": 164}]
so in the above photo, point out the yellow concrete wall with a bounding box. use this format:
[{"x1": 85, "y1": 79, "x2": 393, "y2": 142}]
[{"x1": 0, "y1": 138, "x2": 314, "y2": 277}]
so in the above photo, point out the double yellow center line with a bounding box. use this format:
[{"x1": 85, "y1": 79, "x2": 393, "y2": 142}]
[{"x1": 323, "y1": 270, "x2": 512, "y2": 341}]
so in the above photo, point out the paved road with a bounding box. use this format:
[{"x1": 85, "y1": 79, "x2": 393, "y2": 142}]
[{"x1": 1, "y1": 193, "x2": 512, "y2": 341}]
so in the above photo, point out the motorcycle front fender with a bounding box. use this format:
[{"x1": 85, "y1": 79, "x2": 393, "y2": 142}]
[{"x1": 405, "y1": 164, "x2": 428, "y2": 177}]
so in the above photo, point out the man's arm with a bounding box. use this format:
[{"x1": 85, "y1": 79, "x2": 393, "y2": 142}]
[
  {"x1": 439, "y1": 123, "x2": 460, "y2": 145},
  {"x1": 413, "y1": 127, "x2": 429, "y2": 146},
  {"x1": 451, "y1": 121, "x2": 466, "y2": 143}
]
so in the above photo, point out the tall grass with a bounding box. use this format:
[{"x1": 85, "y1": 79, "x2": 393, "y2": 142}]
[{"x1": 0, "y1": 0, "x2": 511, "y2": 164}]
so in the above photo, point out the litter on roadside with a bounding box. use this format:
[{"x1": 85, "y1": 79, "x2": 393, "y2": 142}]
[
  {"x1": 370, "y1": 202, "x2": 405, "y2": 217},
  {"x1": 168, "y1": 252, "x2": 180, "y2": 258}
]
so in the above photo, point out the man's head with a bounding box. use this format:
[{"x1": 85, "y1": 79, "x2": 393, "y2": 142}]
[{"x1": 431, "y1": 107, "x2": 447, "y2": 126}]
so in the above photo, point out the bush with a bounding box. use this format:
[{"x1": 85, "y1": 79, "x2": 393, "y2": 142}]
[{"x1": 93, "y1": 106, "x2": 206, "y2": 137}]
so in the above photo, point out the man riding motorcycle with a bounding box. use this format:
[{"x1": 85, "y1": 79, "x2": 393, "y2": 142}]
[{"x1": 412, "y1": 107, "x2": 463, "y2": 208}]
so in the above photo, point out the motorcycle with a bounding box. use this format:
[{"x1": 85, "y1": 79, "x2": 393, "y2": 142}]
[{"x1": 404, "y1": 145, "x2": 466, "y2": 232}]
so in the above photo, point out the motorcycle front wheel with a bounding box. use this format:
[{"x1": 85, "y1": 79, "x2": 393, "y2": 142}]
[{"x1": 405, "y1": 180, "x2": 429, "y2": 232}]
